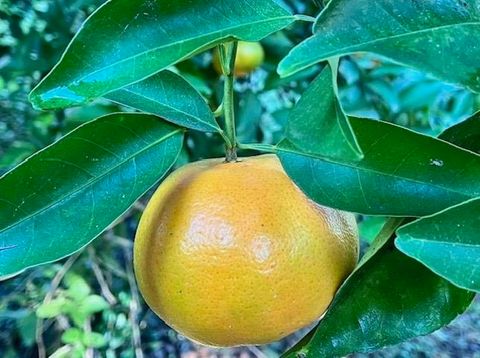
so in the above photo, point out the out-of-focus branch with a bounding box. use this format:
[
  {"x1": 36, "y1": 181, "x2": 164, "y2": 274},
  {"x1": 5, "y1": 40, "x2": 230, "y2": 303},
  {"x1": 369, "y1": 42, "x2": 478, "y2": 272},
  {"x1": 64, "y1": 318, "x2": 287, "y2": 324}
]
[
  {"x1": 36, "y1": 251, "x2": 81, "y2": 358},
  {"x1": 84, "y1": 317, "x2": 94, "y2": 358},
  {"x1": 124, "y1": 247, "x2": 144, "y2": 358},
  {"x1": 88, "y1": 247, "x2": 117, "y2": 305}
]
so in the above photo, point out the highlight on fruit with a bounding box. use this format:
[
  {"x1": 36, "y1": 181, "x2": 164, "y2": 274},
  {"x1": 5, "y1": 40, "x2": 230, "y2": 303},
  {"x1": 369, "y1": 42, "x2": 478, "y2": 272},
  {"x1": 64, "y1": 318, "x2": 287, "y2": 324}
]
[
  {"x1": 4, "y1": 0, "x2": 479, "y2": 356},
  {"x1": 134, "y1": 154, "x2": 359, "y2": 347}
]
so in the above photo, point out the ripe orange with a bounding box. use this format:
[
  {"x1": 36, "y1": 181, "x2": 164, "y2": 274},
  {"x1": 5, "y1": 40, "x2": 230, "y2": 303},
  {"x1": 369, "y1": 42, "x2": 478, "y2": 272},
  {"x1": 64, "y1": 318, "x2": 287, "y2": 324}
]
[
  {"x1": 213, "y1": 41, "x2": 265, "y2": 77},
  {"x1": 134, "y1": 155, "x2": 358, "y2": 347}
]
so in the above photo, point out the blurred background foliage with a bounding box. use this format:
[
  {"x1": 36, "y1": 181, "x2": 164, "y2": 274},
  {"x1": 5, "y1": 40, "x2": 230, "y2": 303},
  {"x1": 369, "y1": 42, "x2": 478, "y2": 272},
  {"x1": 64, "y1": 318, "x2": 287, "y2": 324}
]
[{"x1": 1, "y1": 0, "x2": 479, "y2": 357}]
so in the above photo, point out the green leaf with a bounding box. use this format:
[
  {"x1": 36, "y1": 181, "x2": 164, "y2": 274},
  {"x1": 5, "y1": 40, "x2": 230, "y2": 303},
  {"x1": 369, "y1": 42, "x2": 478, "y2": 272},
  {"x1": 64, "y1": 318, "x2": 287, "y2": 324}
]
[
  {"x1": 283, "y1": 237, "x2": 474, "y2": 357},
  {"x1": 277, "y1": 117, "x2": 480, "y2": 216},
  {"x1": 439, "y1": 111, "x2": 480, "y2": 153},
  {"x1": 0, "y1": 113, "x2": 183, "y2": 278},
  {"x1": 61, "y1": 328, "x2": 83, "y2": 345},
  {"x1": 65, "y1": 274, "x2": 91, "y2": 300},
  {"x1": 81, "y1": 295, "x2": 110, "y2": 314},
  {"x1": 0, "y1": 141, "x2": 36, "y2": 170},
  {"x1": 284, "y1": 104, "x2": 479, "y2": 358},
  {"x1": 63, "y1": 295, "x2": 109, "y2": 326},
  {"x1": 36, "y1": 297, "x2": 68, "y2": 319},
  {"x1": 105, "y1": 71, "x2": 220, "y2": 133},
  {"x1": 236, "y1": 91, "x2": 263, "y2": 144},
  {"x1": 396, "y1": 197, "x2": 480, "y2": 292},
  {"x1": 359, "y1": 216, "x2": 387, "y2": 244},
  {"x1": 284, "y1": 61, "x2": 363, "y2": 161},
  {"x1": 30, "y1": 0, "x2": 294, "y2": 109},
  {"x1": 82, "y1": 331, "x2": 107, "y2": 349},
  {"x1": 17, "y1": 312, "x2": 38, "y2": 347},
  {"x1": 395, "y1": 113, "x2": 480, "y2": 292},
  {"x1": 278, "y1": 0, "x2": 480, "y2": 92}
]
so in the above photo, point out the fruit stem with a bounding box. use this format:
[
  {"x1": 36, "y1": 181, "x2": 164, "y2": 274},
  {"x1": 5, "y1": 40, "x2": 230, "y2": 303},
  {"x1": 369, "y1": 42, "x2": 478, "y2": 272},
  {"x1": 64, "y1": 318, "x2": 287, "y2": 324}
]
[{"x1": 218, "y1": 41, "x2": 238, "y2": 162}]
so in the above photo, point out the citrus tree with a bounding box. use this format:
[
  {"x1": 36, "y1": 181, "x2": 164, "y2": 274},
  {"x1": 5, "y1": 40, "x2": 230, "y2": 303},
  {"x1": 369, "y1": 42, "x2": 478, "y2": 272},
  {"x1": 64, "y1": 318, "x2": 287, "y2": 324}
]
[{"x1": 1, "y1": 0, "x2": 480, "y2": 356}]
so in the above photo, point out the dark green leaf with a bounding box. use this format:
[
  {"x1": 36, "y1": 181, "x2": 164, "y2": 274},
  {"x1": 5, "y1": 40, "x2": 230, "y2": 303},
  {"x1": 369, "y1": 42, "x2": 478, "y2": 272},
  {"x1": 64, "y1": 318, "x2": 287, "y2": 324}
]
[
  {"x1": 17, "y1": 312, "x2": 37, "y2": 347},
  {"x1": 284, "y1": 61, "x2": 363, "y2": 161},
  {"x1": 278, "y1": 0, "x2": 480, "y2": 92},
  {"x1": 105, "y1": 71, "x2": 220, "y2": 133},
  {"x1": 359, "y1": 216, "x2": 387, "y2": 244},
  {"x1": 439, "y1": 110, "x2": 480, "y2": 153},
  {"x1": 0, "y1": 142, "x2": 36, "y2": 170},
  {"x1": 0, "y1": 113, "x2": 183, "y2": 277},
  {"x1": 236, "y1": 91, "x2": 263, "y2": 144},
  {"x1": 396, "y1": 197, "x2": 480, "y2": 292},
  {"x1": 30, "y1": 0, "x2": 294, "y2": 109},
  {"x1": 283, "y1": 237, "x2": 474, "y2": 358},
  {"x1": 394, "y1": 113, "x2": 480, "y2": 292},
  {"x1": 284, "y1": 104, "x2": 479, "y2": 358},
  {"x1": 277, "y1": 117, "x2": 480, "y2": 216}
]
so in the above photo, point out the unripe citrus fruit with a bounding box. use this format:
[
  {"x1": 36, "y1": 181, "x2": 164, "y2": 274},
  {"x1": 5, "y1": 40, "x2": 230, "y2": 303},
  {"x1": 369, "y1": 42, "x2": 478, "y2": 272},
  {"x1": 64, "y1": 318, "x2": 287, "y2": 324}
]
[
  {"x1": 134, "y1": 154, "x2": 358, "y2": 347},
  {"x1": 213, "y1": 41, "x2": 265, "y2": 77}
]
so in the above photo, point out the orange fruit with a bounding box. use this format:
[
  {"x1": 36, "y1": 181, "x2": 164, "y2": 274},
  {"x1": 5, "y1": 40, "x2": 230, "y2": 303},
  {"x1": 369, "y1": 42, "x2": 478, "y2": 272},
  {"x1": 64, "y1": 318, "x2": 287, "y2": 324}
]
[
  {"x1": 213, "y1": 41, "x2": 265, "y2": 77},
  {"x1": 134, "y1": 154, "x2": 358, "y2": 347}
]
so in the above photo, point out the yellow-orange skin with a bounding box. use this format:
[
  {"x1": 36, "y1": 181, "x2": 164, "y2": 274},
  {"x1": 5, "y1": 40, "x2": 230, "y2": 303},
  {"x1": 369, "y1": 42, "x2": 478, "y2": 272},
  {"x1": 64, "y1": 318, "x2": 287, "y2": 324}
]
[
  {"x1": 213, "y1": 41, "x2": 265, "y2": 77},
  {"x1": 134, "y1": 155, "x2": 358, "y2": 347}
]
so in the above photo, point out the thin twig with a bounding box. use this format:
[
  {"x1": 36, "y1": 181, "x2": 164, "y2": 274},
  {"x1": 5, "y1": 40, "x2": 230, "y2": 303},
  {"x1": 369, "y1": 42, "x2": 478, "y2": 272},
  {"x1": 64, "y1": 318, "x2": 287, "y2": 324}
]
[
  {"x1": 88, "y1": 247, "x2": 117, "y2": 305},
  {"x1": 56, "y1": 315, "x2": 70, "y2": 330},
  {"x1": 84, "y1": 317, "x2": 94, "y2": 358},
  {"x1": 133, "y1": 201, "x2": 146, "y2": 212},
  {"x1": 124, "y1": 247, "x2": 144, "y2": 358},
  {"x1": 106, "y1": 209, "x2": 135, "y2": 230},
  {"x1": 104, "y1": 231, "x2": 133, "y2": 248},
  {"x1": 36, "y1": 252, "x2": 81, "y2": 358},
  {"x1": 248, "y1": 346, "x2": 268, "y2": 358}
]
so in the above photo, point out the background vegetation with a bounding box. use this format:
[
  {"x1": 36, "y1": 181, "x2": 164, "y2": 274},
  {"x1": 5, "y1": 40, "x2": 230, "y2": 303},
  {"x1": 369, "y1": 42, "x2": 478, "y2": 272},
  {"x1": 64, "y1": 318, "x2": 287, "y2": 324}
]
[{"x1": 1, "y1": 0, "x2": 479, "y2": 357}]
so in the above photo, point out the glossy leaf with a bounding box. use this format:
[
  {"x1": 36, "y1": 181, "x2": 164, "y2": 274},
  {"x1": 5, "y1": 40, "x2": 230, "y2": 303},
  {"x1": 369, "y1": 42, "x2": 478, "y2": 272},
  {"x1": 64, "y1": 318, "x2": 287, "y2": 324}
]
[
  {"x1": 396, "y1": 197, "x2": 480, "y2": 292},
  {"x1": 394, "y1": 113, "x2": 480, "y2": 292},
  {"x1": 284, "y1": 108, "x2": 479, "y2": 358},
  {"x1": 30, "y1": 0, "x2": 294, "y2": 109},
  {"x1": 278, "y1": 117, "x2": 480, "y2": 216},
  {"x1": 283, "y1": 232, "x2": 474, "y2": 357},
  {"x1": 0, "y1": 113, "x2": 183, "y2": 277},
  {"x1": 285, "y1": 61, "x2": 363, "y2": 161},
  {"x1": 439, "y1": 110, "x2": 480, "y2": 153},
  {"x1": 359, "y1": 216, "x2": 387, "y2": 244},
  {"x1": 105, "y1": 71, "x2": 219, "y2": 133},
  {"x1": 278, "y1": 0, "x2": 480, "y2": 92}
]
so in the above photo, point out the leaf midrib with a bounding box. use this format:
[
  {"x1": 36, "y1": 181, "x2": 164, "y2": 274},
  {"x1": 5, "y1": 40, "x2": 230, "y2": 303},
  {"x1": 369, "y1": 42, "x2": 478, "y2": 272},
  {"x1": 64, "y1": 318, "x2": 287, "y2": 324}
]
[
  {"x1": 289, "y1": 21, "x2": 480, "y2": 70},
  {"x1": 322, "y1": 20, "x2": 480, "y2": 52},
  {"x1": 71, "y1": 16, "x2": 293, "y2": 86},
  {"x1": 277, "y1": 145, "x2": 476, "y2": 201},
  {"x1": 0, "y1": 128, "x2": 182, "y2": 236},
  {"x1": 398, "y1": 235, "x2": 480, "y2": 249},
  {"x1": 109, "y1": 87, "x2": 219, "y2": 132}
]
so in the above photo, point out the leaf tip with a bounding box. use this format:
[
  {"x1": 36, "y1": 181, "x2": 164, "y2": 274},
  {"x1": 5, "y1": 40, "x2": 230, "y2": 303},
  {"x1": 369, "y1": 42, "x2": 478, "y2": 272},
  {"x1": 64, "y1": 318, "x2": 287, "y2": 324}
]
[
  {"x1": 29, "y1": 84, "x2": 86, "y2": 110},
  {"x1": 276, "y1": 58, "x2": 295, "y2": 78},
  {"x1": 28, "y1": 88, "x2": 42, "y2": 110}
]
